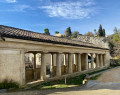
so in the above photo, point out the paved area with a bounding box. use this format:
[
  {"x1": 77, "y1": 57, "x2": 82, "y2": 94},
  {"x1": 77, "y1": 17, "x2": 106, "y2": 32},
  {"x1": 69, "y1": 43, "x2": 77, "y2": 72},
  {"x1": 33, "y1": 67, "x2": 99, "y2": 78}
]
[
  {"x1": 98, "y1": 67, "x2": 120, "y2": 82},
  {"x1": 1, "y1": 67, "x2": 120, "y2": 95}
]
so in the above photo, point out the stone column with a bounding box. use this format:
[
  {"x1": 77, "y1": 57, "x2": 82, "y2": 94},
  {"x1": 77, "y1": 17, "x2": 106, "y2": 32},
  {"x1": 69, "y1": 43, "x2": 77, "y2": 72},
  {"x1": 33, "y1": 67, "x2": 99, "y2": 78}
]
[
  {"x1": 91, "y1": 53, "x2": 94, "y2": 69},
  {"x1": 68, "y1": 53, "x2": 72, "y2": 74},
  {"x1": 64, "y1": 54, "x2": 67, "y2": 66},
  {"x1": 40, "y1": 53, "x2": 46, "y2": 80},
  {"x1": 103, "y1": 54, "x2": 106, "y2": 67},
  {"x1": 74, "y1": 53, "x2": 77, "y2": 72},
  {"x1": 100, "y1": 54, "x2": 103, "y2": 68},
  {"x1": 77, "y1": 53, "x2": 81, "y2": 72},
  {"x1": 85, "y1": 53, "x2": 88, "y2": 70},
  {"x1": 50, "y1": 53, "x2": 54, "y2": 76},
  {"x1": 56, "y1": 53, "x2": 61, "y2": 77},
  {"x1": 96, "y1": 54, "x2": 99, "y2": 68},
  {"x1": 74, "y1": 54, "x2": 77, "y2": 65},
  {"x1": 20, "y1": 50, "x2": 25, "y2": 85},
  {"x1": 33, "y1": 53, "x2": 37, "y2": 80}
]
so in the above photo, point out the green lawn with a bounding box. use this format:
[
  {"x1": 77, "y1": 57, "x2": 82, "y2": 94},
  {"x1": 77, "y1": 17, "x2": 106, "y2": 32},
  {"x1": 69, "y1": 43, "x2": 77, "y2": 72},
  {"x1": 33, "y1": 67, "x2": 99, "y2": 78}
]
[{"x1": 33, "y1": 74, "x2": 85, "y2": 90}]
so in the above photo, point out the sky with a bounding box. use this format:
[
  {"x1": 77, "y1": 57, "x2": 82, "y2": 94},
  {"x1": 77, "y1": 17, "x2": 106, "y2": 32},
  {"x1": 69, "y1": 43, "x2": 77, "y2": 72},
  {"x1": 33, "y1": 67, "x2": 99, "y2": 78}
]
[{"x1": 0, "y1": 0, "x2": 120, "y2": 35}]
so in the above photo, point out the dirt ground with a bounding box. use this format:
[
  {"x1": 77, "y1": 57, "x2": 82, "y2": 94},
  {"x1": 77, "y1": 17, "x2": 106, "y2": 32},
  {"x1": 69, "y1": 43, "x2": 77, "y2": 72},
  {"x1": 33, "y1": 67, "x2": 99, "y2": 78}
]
[
  {"x1": 1, "y1": 67, "x2": 120, "y2": 95},
  {"x1": 97, "y1": 67, "x2": 120, "y2": 82}
]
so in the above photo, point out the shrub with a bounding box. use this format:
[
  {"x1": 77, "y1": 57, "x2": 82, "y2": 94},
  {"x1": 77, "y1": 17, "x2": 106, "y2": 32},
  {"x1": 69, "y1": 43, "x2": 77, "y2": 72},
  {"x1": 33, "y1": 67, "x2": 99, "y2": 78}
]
[
  {"x1": 0, "y1": 79, "x2": 19, "y2": 89},
  {"x1": 110, "y1": 59, "x2": 120, "y2": 67}
]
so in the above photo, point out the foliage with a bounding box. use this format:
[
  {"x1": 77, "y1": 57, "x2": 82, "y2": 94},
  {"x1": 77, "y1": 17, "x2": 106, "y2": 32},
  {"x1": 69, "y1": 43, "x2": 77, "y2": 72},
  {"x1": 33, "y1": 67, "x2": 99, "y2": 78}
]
[
  {"x1": 32, "y1": 74, "x2": 85, "y2": 90},
  {"x1": 110, "y1": 59, "x2": 120, "y2": 67},
  {"x1": 44, "y1": 28, "x2": 50, "y2": 35},
  {"x1": 113, "y1": 27, "x2": 120, "y2": 34},
  {"x1": 71, "y1": 31, "x2": 79, "y2": 38},
  {"x1": 64, "y1": 27, "x2": 72, "y2": 38},
  {"x1": 85, "y1": 31, "x2": 94, "y2": 36},
  {"x1": 55, "y1": 31, "x2": 59, "y2": 34},
  {"x1": 94, "y1": 29, "x2": 97, "y2": 35},
  {"x1": 109, "y1": 41, "x2": 114, "y2": 56},
  {"x1": 98, "y1": 24, "x2": 106, "y2": 37},
  {"x1": 112, "y1": 33, "x2": 120, "y2": 42},
  {"x1": 90, "y1": 74, "x2": 101, "y2": 80},
  {"x1": 87, "y1": 68, "x2": 109, "y2": 75},
  {"x1": 0, "y1": 79, "x2": 19, "y2": 89},
  {"x1": 102, "y1": 29, "x2": 106, "y2": 37}
]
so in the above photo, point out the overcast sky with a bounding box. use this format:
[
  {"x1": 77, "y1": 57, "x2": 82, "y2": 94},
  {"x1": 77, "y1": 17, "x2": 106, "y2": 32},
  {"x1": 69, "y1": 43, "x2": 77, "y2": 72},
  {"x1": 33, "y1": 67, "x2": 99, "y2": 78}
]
[{"x1": 0, "y1": 0, "x2": 120, "y2": 35}]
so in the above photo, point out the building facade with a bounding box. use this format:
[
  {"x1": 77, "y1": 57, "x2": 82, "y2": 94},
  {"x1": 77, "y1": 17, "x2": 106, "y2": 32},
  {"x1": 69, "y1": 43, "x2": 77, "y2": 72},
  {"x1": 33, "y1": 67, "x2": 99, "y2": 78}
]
[{"x1": 0, "y1": 25, "x2": 110, "y2": 85}]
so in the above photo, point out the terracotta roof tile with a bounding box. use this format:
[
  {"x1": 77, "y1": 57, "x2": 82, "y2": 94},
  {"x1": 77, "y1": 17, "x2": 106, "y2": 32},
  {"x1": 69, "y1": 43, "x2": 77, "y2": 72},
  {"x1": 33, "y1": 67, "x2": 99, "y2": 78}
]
[{"x1": 0, "y1": 25, "x2": 108, "y2": 50}]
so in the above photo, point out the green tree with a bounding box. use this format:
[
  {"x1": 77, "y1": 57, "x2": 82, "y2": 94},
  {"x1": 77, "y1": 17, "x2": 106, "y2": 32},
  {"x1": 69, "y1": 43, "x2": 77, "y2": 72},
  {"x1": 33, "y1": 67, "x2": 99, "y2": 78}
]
[
  {"x1": 113, "y1": 27, "x2": 119, "y2": 34},
  {"x1": 109, "y1": 41, "x2": 114, "y2": 56},
  {"x1": 97, "y1": 24, "x2": 106, "y2": 37},
  {"x1": 85, "y1": 31, "x2": 94, "y2": 36},
  {"x1": 102, "y1": 29, "x2": 106, "y2": 37},
  {"x1": 44, "y1": 28, "x2": 50, "y2": 35},
  {"x1": 55, "y1": 31, "x2": 59, "y2": 34},
  {"x1": 72, "y1": 31, "x2": 79, "y2": 38},
  {"x1": 112, "y1": 33, "x2": 120, "y2": 42},
  {"x1": 98, "y1": 24, "x2": 103, "y2": 37},
  {"x1": 94, "y1": 29, "x2": 97, "y2": 35},
  {"x1": 64, "y1": 27, "x2": 72, "y2": 38}
]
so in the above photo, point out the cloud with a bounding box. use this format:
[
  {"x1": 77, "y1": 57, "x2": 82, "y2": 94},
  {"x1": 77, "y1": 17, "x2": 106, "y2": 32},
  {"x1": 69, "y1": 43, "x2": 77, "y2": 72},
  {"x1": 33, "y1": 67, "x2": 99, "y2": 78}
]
[
  {"x1": 39, "y1": 0, "x2": 96, "y2": 19},
  {"x1": 6, "y1": 0, "x2": 17, "y2": 3},
  {"x1": 8, "y1": 5, "x2": 34, "y2": 12}
]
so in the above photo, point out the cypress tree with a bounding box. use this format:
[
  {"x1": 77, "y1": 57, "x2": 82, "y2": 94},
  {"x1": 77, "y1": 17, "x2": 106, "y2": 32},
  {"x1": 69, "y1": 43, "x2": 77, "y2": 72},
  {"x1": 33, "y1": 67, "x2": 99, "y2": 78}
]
[
  {"x1": 102, "y1": 28, "x2": 106, "y2": 37},
  {"x1": 64, "y1": 27, "x2": 72, "y2": 38},
  {"x1": 98, "y1": 24, "x2": 103, "y2": 37}
]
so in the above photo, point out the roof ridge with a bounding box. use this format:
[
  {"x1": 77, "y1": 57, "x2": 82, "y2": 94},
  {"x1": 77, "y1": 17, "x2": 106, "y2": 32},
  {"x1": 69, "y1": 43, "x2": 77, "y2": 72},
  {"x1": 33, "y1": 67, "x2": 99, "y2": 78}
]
[{"x1": 0, "y1": 25, "x2": 108, "y2": 50}]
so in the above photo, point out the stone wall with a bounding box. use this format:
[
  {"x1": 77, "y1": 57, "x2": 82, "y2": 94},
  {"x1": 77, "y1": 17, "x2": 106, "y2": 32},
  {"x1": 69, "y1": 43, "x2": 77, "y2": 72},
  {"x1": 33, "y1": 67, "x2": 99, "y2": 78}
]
[
  {"x1": 73, "y1": 35, "x2": 109, "y2": 49},
  {"x1": 0, "y1": 49, "x2": 25, "y2": 85}
]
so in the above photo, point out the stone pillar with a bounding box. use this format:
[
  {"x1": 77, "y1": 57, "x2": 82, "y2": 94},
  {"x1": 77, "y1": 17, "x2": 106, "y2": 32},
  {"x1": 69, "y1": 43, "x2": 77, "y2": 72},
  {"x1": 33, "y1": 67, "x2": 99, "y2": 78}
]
[
  {"x1": 33, "y1": 53, "x2": 37, "y2": 80},
  {"x1": 74, "y1": 54, "x2": 77, "y2": 65},
  {"x1": 77, "y1": 53, "x2": 81, "y2": 72},
  {"x1": 74, "y1": 53, "x2": 77, "y2": 72},
  {"x1": 100, "y1": 54, "x2": 103, "y2": 68},
  {"x1": 64, "y1": 54, "x2": 67, "y2": 66},
  {"x1": 68, "y1": 53, "x2": 72, "y2": 74},
  {"x1": 50, "y1": 53, "x2": 54, "y2": 76},
  {"x1": 96, "y1": 54, "x2": 99, "y2": 68},
  {"x1": 85, "y1": 53, "x2": 88, "y2": 70},
  {"x1": 40, "y1": 53, "x2": 46, "y2": 80},
  {"x1": 103, "y1": 54, "x2": 106, "y2": 67},
  {"x1": 56, "y1": 53, "x2": 61, "y2": 77},
  {"x1": 20, "y1": 50, "x2": 25, "y2": 85},
  {"x1": 91, "y1": 53, "x2": 94, "y2": 69}
]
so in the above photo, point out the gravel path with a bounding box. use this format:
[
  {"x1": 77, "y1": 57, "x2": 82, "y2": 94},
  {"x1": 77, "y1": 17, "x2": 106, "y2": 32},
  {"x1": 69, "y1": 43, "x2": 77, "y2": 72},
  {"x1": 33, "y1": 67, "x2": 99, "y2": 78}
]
[
  {"x1": 1, "y1": 67, "x2": 120, "y2": 95},
  {"x1": 98, "y1": 67, "x2": 120, "y2": 82}
]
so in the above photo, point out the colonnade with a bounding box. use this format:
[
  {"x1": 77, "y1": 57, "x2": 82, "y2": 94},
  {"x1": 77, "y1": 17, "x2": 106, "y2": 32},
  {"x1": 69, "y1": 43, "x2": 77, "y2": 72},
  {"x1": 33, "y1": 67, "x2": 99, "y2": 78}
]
[{"x1": 28, "y1": 52, "x2": 107, "y2": 81}]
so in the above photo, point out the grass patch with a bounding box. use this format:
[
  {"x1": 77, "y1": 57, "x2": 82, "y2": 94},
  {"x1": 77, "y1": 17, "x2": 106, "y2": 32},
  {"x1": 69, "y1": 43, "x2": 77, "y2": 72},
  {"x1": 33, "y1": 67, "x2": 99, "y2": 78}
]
[
  {"x1": 87, "y1": 67, "x2": 111, "y2": 75},
  {"x1": 0, "y1": 79, "x2": 19, "y2": 90},
  {"x1": 89, "y1": 74, "x2": 101, "y2": 80},
  {"x1": 39, "y1": 84, "x2": 68, "y2": 89},
  {"x1": 32, "y1": 74, "x2": 85, "y2": 90}
]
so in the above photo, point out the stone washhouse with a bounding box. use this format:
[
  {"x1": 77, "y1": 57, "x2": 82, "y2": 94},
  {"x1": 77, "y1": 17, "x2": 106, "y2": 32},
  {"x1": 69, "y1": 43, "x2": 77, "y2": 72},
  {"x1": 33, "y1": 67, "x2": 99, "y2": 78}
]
[{"x1": 0, "y1": 25, "x2": 110, "y2": 86}]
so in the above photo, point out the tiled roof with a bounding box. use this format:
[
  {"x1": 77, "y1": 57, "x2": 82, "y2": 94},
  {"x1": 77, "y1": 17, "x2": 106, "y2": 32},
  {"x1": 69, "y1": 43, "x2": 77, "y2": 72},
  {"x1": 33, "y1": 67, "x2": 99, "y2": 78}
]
[{"x1": 0, "y1": 25, "x2": 109, "y2": 50}]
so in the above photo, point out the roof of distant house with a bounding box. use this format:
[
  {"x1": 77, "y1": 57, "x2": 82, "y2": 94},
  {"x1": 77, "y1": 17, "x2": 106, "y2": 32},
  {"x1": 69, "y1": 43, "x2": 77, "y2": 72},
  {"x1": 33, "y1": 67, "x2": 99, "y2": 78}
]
[{"x1": 0, "y1": 25, "x2": 109, "y2": 50}]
